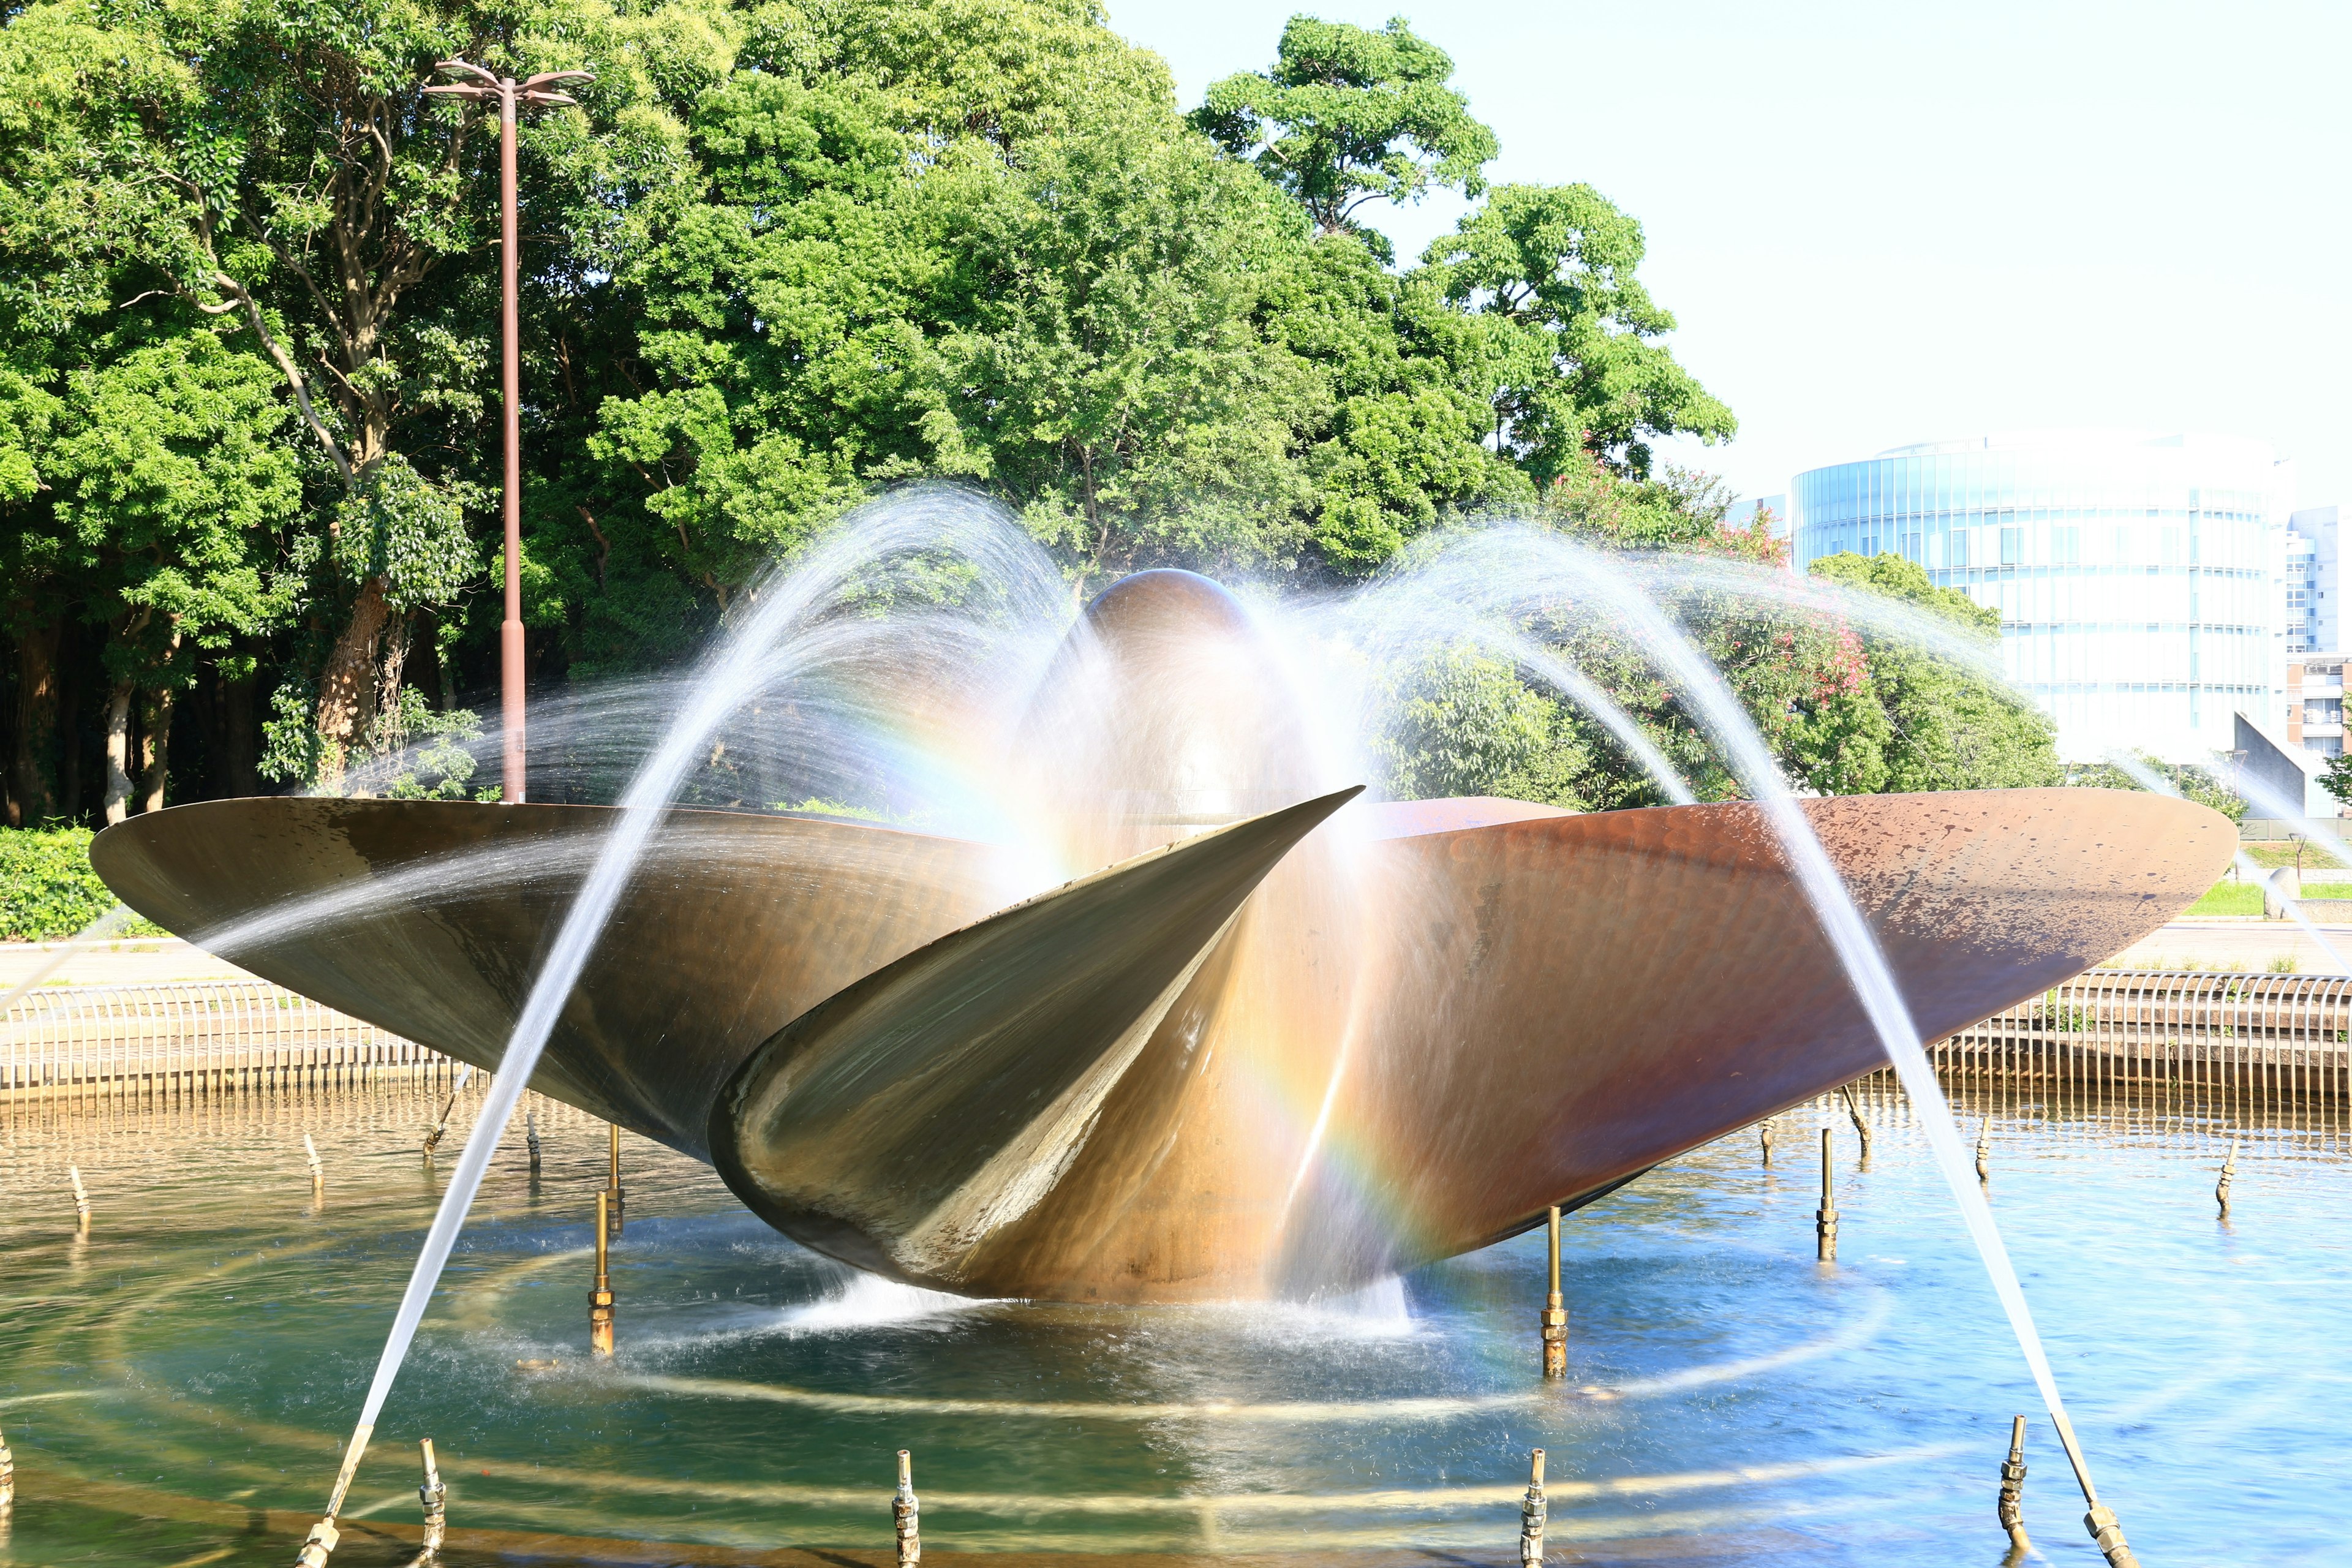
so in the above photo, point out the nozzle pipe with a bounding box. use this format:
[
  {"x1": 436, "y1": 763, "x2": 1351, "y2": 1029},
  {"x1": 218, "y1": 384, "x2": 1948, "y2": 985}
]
[
  {"x1": 1997, "y1": 1415, "x2": 2029, "y2": 1556},
  {"x1": 607, "y1": 1123, "x2": 625, "y2": 1235},
  {"x1": 1975, "y1": 1118, "x2": 1991, "y2": 1183},
  {"x1": 1518, "y1": 1448, "x2": 1547, "y2": 1568},
  {"x1": 418, "y1": 1438, "x2": 447, "y2": 1559},
  {"x1": 68, "y1": 1166, "x2": 89, "y2": 1232},
  {"x1": 894, "y1": 1449, "x2": 920, "y2": 1567},
  {"x1": 1759, "y1": 1120, "x2": 1774, "y2": 1164},
  {"x1": 2216, "y1": 1139, "x2": 2237, "y2": 1216},
  {"x1": 1840, "y1": 1084, "x2": 1872, "y2": 1159},
  {"x1": 1, "y1": 1420, "x2": 15, "y2": 1509},
  {"x1": 304, "y1": 1133, "x2": 324, "y2": 1184},
  {"x1": 526, "y1": 1110, "x2": 542, "y2": 1175},
  {"x1": 1815, "y1": 1128, "x2": 1839, "y2": 1262},
  {"x1": 1540, "y1": 1205, "x2": 1567, "y2": 1379},
  {"x1": 589, "y1": 1191, "x2": 615, "y2": 1356}
]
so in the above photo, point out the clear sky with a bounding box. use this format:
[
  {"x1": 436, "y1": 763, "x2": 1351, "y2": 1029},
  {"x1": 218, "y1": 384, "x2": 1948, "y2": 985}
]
[{"x1": 1103, "y1": 0, "x2": 2352, "y2": 508}]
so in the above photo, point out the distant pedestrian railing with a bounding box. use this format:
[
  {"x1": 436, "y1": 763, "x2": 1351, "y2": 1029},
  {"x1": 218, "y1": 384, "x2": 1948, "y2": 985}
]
[
  {"x1": 2, "y1": 982, "x2": 454, "y2": 1096},
  {"x1": 1929, "y1": 970, "x2": 2350, "y2": 1101},
  {"x1": 9, "y1": 971, "x2": 2349, "y2": 1104}
]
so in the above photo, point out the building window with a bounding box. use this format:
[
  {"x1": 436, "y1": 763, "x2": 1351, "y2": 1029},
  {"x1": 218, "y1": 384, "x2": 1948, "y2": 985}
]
[{"x1": 2000, "y1": 526, "x2": 2022, "y2": 565}]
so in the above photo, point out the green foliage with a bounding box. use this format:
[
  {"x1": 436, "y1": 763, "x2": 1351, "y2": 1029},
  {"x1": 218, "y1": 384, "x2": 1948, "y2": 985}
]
[
  {"x1": 2320, "y1": 752, "x2": 2352, "y2": 809},
  {"x1": 1420, "y1": 183, "x2": 1736, "y2": 481},
  {"x1": 1193, "y1": 16, "x2": 1496, "y2": 261},
  {"x1": 1807, "y1": 552, "x2": 2062, "y2": 793},
  {"x1": 1373, "y1": 643, "x2": 1596, "y2": 806},
  {"x1": 0, "y1": 827, "x2": 164, "y2": 940}
]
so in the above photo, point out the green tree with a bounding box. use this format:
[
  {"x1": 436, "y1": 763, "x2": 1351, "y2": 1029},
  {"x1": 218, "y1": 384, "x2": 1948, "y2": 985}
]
[
  {"x1": 929, "y1": 116, "x2": 1322, "y2": 581},
  {"x1": 1807, "y1": 552, "x2": 2061, "y2": 792},
  {"x1": 1193, "y1": 15, "x2": 1496, "y2": 262},
  {"x1": 0, "y1": 0, "x2": 729, "y2": 780},
  {"x1": 1422, "y1": 183, "x2": 1734, "y2": 481},
  {"x1": 1373, "y1": 643, "x2": 1596, "y2": 805}
]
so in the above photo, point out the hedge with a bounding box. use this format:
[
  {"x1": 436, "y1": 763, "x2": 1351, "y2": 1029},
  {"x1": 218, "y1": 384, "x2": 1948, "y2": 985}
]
[{"x1": 0, "y1": 827, "x2": 165, "y2": 942}]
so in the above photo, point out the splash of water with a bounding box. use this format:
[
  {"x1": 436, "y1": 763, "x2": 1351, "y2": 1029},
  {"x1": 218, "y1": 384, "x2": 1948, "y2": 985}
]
[
  {"x1": 316, "y1": 491, "x2": 1065, "y2": 1513},
  {"x1": 1358, "y1": 526, "x2": 2116, "y2": 1506},
  {"x1": 0, "y1": 901, "x2": 137, "y2": 1016}
]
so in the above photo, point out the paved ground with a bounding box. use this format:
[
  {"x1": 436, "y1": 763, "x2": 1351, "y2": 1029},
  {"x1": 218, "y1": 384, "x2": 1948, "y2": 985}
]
[
  {"x1": 1, "y1": 937, "x2": 260, "y2": 989},
  {"x1": 2108, "y1": 917, "x2": 2352, "y2": 972}
]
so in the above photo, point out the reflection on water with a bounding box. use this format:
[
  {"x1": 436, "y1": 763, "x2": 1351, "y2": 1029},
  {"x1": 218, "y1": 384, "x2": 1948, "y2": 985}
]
[{"x1": 0, "y1": 1074, "x2": 2345, "y2": 1566}]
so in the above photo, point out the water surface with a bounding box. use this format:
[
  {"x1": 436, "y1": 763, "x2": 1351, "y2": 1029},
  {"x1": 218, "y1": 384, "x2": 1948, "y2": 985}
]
[{"x1": 1, "y1": 1074, "x2": 2343, "y2": 1565}]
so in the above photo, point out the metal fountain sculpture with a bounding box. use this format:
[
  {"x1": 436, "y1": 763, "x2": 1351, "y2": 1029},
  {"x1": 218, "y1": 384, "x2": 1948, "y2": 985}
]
[{"x1": 92, "y1": 570, "x2": 2233, "y2": 1302}]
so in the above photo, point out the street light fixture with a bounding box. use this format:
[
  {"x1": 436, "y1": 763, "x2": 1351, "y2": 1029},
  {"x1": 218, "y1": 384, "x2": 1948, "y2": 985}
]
[{"x1": 423, "y1": 59, "x2": 594, "y2": 804}]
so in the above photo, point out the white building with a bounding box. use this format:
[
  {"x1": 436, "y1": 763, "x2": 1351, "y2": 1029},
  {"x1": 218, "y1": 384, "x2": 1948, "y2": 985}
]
[
  {"x1": 2286, "y1": 505, "x2": 2339, "y2": 653},
  {"x1": 1789, "y1": 431, "x2": 2295, "y2": 764}
]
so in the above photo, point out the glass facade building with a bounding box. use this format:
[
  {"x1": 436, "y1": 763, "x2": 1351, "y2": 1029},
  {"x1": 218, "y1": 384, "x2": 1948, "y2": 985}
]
[{"x1": 1791, "y1": 431, "x2": 2294, "y2": 763}]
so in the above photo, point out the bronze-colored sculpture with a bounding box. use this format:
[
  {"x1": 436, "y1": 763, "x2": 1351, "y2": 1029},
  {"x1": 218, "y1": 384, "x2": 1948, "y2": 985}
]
[{"x1": 91, "y1": 570, "x2": 2233, "y2": 1301}]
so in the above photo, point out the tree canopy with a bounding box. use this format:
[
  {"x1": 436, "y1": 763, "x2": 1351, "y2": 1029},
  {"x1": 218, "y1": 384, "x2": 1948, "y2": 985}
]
[{"x1": 0, "y1": 0, "x2": 2051, "y2": 835}]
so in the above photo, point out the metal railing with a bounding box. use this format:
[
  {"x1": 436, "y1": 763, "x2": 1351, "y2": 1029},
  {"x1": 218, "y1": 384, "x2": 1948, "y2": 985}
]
[
  {"x1": 1924, "y1": 969, "x2": 2350, "y2": 1104},
  {"x1": 10, "y1": 970, "x2": 2351, "y2": 1105},
  {"x1": 2, "y1": 981, "x2": 454, "y2": 1096}
]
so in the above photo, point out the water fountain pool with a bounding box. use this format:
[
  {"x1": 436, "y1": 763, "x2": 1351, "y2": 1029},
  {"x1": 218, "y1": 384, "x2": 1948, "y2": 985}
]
[
  {"x1": 2, "y1": 1076, "x2": 2344, "y2": 1565},
  {"x1": 56, "y1": 493, "x2": 2255, "y2": 1558}
]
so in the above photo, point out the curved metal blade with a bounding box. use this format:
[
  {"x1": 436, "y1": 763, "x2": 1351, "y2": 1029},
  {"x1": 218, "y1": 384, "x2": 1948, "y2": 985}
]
[{"x1": 710, "y1": 785, "x2": 1363, "y2": 1287}]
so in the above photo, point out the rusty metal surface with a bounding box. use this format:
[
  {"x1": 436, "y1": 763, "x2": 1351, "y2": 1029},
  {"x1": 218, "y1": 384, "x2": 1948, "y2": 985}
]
[
  {"x1": 87, "y1": 567, "x2": 2237, "y2": 1303},
  {"x1": 89, "y1": 801, "x2": 1020, "y2": 1158},
  {"x1": 712, "y1": 788, "x2": 1360, "y2": 1289}
]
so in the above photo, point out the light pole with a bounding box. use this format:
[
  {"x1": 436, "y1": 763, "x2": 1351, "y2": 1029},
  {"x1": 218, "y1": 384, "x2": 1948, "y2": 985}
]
[{"x1": 424, "y1": 59, "x2": 592, "y2": 804}]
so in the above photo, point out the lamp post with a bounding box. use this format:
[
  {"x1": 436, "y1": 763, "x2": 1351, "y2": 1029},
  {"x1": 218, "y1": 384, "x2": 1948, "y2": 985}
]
[{"x1": 423, "y1": 59, "x2": 592, "y2": 804}]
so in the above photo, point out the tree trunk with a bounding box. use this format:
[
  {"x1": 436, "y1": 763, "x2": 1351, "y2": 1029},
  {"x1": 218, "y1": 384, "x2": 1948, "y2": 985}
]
[
  {"x1": 314, "y1": 576, "x2": 391, "y2": 781},
  {"x1": 139, "y1": 685, "x2": 176, "y2": 814},
  {"x1": 56, "y1": 624, "x2": 81, "y2": 826},
  {"x1": 102, "y1": 677, "x2": 135, "y2": 826},
  {"x1": 221, "y1": 665, "x2": 259, "y2": 797},
  {"x1": 10, "y1": 617, "x2": 61, "y2": 826}
]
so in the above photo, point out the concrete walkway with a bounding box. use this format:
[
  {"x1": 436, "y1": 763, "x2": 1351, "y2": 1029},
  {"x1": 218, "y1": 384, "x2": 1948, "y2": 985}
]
[
  {"x1": 1, "y1": 937, "x2": 262, "y2": 989},
  {"x1": 2106, "y1": 917, "x2": 2352, "y2": 972}
]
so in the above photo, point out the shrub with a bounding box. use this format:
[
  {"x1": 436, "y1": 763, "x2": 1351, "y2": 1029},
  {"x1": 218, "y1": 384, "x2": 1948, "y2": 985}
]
[{"x1": 0, "y1": 827, "x2": 165, "y2": 941}]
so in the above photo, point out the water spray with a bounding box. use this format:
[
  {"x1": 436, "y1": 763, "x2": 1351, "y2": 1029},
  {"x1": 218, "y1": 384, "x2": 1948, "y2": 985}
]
[
  {"x1": 1997, "y1": 1415, "x2": 2029, "y2": 1556},
  {"x1": 304, "y1": 1133, "x2": 323, "y2": 1188},
  {"x1": 1539, "y1": 1204, "x2": 1567, "y2": 1379},
  {"x1": 297, "y1": 502, "x2": 1052, "y2": 1528},
  {"x1": 421, "y1": 1065, "x2": 476, "y2": 1156},
  {"x1": 1, "y1": 1420, "x2": 14, "y2": 1509},
  {"x1": 589, "y1": 1191, "x2": 615, "y2": 1357},
  {"x1": 1443, "y1": 529, "x2": 2135, "y2": 1556},
  {"x1": 1517, "y1": 1447, "x2": 1546, "y2": 1567},
  {"x1": 894, "y1": 1449, "x2": 920, "y2": 1567},
  {"x1": 0, "y1": 902, "x2": 135, "y2": 1017},
  {"x1": 1815, "y1": 1129, "x2": 1839, "y2": 1263},
  {"x1": 416, "y1": 1437, "x2": 446, "y2": 1561}
]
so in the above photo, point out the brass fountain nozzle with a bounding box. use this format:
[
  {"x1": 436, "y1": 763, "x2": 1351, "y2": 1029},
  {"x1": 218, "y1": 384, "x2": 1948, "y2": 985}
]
[
  {"x1": 418, "y1": 1437, "x2": 447, "y2": 1559},
  {"x1": 1518, "y1": 1448, "x2": 1547, "y2": 1568},
  {"x1": 894, "y1": 1449, "x2": 921, "y2": 1567},
  {"x1": 1539, "y1": 1204, "x2": 1567, "y2": 1379},
  {"x1": 1815, "y1": 1128, "x2": 1839, "y2": 1262},
  {"x1": 589, "y1": 1191, "x2": 616, "y2": 1356},
  {"x1": 1997, "y1": 1415, "x2": 2029, "y2": 1557},
  {"x1": 2085, "y1": 1503, "x2": 2140, "y2": 1567}
]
